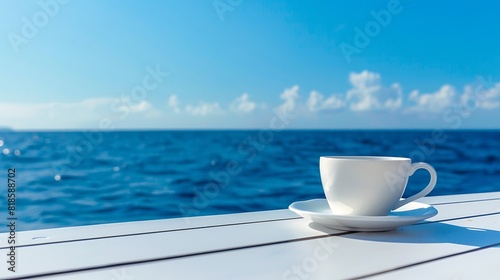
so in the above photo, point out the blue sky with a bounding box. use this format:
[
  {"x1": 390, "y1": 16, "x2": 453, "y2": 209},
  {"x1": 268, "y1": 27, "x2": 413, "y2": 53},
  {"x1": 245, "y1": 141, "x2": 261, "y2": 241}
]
[{"x1": 1, "y1": 0, "x2": 499, "y2": 129}]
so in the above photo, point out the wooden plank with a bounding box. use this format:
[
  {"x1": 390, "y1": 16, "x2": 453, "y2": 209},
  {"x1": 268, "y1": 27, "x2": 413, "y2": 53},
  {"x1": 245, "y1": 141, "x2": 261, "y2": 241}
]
[
  {"x1": 419, "y1": 191, "x2": 500, "y2": 205},
  {"x1": 16, "y1": 212, "x2": 500, "y2": 280},
  {"x1": 3, "y1": 191, "x2": 499, "y2": 248},
  {"x1": 366, "y1": 245, "x2": 500, "y2": 280},
  {"x1": 0, "y1": 209, "x2": 297, "y2": 248},
  {"x1": 0, "y1": 218, "x2": 341, "y2": 279},
  {"x1": 427, "y1": 196, "x2": 500, "y2": 222},
  {"x1": 1, "y1": 197, "x2": 499, "y2": 280}
]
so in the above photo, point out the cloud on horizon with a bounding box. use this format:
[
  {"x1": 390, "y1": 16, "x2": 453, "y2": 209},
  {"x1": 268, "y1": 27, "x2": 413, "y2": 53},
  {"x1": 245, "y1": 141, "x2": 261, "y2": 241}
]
[
  {"x1": 460, "y1": 82, "x2": 500, "y2": 110},
  {"x1": 276, "y1": 85, "x2": 299, "y2": 114},
  {"x1": 185, "y1": 102, "x2": 223, "y2": 116},
  {"x1": 1, "y1": 70, "x2": 499, "y2": 129},
  {"x1": 346, "y1": 70, "x2": 402, "y2": 111},
  {"x1": 407, "y1": 85, "x2": 456, "y2": 113},
  {"x1": 167, "y1": 95, "x2": 181, "y2": 113},
  {"x1": 230, "y1": 93, "x2": 256, "y2": 113},
  {"x1": 306, "y1": 91, "x2": 345, "y2": 112}
]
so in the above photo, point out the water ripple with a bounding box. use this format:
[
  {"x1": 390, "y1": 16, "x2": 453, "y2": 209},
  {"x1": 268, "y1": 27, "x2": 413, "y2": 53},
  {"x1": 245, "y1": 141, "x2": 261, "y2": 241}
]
[{"x1": 0, "y1": 130, "x2": 499, "y2": 231}]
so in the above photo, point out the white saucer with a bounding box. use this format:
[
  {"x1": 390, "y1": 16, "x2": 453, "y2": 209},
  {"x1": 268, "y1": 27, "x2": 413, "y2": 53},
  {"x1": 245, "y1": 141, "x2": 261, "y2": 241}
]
[{"x1": 289, "y1": 199, "x2": 438, "y2": 231}]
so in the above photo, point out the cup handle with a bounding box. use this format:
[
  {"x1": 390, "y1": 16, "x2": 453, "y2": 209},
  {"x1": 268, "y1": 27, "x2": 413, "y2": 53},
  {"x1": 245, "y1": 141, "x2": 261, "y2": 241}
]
[{"x1": 393, "y1": 162, "x2": 437, "y2": 209}]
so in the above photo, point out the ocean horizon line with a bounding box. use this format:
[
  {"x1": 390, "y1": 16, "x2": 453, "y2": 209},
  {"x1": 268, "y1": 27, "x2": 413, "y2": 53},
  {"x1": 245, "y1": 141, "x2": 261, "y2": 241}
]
[{"x1": 3, "y1": 128, "x2": 500, "y2": 133}]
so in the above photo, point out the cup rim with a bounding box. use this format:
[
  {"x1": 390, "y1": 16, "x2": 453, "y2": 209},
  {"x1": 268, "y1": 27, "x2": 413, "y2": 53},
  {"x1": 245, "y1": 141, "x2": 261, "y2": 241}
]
[{"x1": 320, "y1": 156, "x2": 410, "y2": 161}]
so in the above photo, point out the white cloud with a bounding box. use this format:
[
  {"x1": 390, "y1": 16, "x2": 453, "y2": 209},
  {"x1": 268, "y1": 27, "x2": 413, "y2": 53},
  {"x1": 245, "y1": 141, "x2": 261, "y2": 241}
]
[
  {"x1": 346, "y1": 70, "x2": 402, "y2": 111},
  {"x1": 3, "y1": 73, "x2": 499, "y2": 130},
  {"x1": 349, "y1": 70, "x2": 380, "y2": 89},
  {"x1": 168, "y1": 95, "x2": 181, "y2": 113},
  {"x1": 0, "y1": 98, "x2": 113, "y2": 121},
  {"x1": 0, "y1": 97, "x2": 115, "y2": 114},
  {"x1": 384, "y1": 83, "x2": 403, "y2": 109},
  {"x1": 306, "y1": 91, "x2": 321, "y2": 112},
  {"x1": 186, "y1": 102, "x2": 223, "y2": 116},
  {"x1": 481, "y1": 100, "x2": 500, "y2": 109},
  {"x1": 306, "y1": 91, "x2": 345, "y2": 112},
  {"x1": 129, "y1": 100, "x2": 151, "y2": 112},
  {"x1": 277, "y1": 85, "x2": 299, "y2": 113},
  {"x1": 460, "y1": 83, "x2": 500, "y2": 110},
  {"x1": 0, "y1": 97, "x2": 155, "y2": 129},
  {"x1": 230, "y1": 93, "x2": 256, "y2": 113},
  {"x1": 408, "y1": 84, "x2": 456, "y2": 113}
]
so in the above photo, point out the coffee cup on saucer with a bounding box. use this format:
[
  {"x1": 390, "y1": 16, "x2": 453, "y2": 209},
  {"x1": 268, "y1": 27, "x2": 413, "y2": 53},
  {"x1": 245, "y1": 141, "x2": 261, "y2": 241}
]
[{"x1": 319, "y1": 156, "x2": 437, "y2": 216}]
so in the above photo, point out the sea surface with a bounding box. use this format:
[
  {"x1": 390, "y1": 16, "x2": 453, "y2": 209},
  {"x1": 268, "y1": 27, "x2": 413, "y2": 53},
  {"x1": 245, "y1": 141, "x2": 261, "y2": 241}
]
[{"x1": 0, "y1": 130, "x2": 499, "y2": 232}]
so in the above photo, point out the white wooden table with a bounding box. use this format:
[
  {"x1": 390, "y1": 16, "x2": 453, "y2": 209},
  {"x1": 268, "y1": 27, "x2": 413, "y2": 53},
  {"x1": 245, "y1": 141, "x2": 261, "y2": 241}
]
[{"x1": 1, "y1": 192, "x2": 500, "y2": 280}]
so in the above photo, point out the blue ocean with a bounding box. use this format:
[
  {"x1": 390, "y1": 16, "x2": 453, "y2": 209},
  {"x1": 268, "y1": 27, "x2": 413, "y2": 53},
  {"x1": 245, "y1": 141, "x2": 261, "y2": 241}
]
[{"x1": 1, "y1": 130, "x2": 499, "y2": 232}]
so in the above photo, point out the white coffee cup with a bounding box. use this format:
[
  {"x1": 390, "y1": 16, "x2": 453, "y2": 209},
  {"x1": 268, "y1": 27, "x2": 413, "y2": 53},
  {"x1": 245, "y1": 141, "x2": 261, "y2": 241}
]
[{"x1": 319, "y1": 156, "x2": 437, "y2": 216}]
